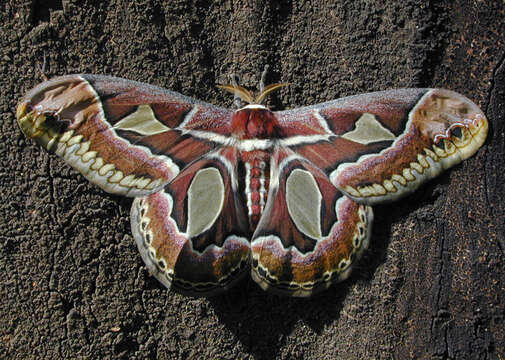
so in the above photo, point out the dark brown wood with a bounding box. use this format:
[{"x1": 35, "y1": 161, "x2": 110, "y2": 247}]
[{"x1": 1, "y1": 1, "x2": 503, "y2": 359}]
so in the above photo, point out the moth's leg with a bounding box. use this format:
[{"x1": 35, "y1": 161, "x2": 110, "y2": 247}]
[
  {"x1": 259, "y1": 64, "x2": 270, "y2": 93},
  {"x1": 36, "y1": 53, "x2": 49, "y2": 81},
  {"x1": 230, "y1": 73, "x2": 243, "y2": 109}
]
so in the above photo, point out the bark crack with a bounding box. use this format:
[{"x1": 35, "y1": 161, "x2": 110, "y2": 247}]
[
  {"x1": 430, "y1": 214, "x2": 451, "y2": 359},
  {"x1": 484, "y1": 49, "x2": 505, "y2": 255}
]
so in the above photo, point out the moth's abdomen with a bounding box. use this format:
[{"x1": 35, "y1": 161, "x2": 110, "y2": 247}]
[
  {"x1": 245, "y1": 159, "x2": 268, "y2": 228},
  {"x1": 241, "y1": 150, "x2": 271, "y2": 230}
]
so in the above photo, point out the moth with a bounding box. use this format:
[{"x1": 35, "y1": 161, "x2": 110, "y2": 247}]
[{"x1": 16, "y1": 74, "x2": 488, "y2": 297}]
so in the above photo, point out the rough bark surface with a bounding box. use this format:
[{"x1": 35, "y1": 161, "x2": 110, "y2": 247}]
[{"x1": 0, "y1": 1, "x2": 503, "y2": 359}]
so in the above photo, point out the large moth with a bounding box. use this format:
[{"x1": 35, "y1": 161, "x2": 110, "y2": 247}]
[{"x1": 16, "y1": 74, "x2": 488, "y2": 297}]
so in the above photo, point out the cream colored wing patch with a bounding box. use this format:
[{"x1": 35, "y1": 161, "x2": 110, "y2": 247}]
[
  {"x1": 341, "y1": 113, "x2": 396, "y2": 145},
  {"x1": 186, "y1": 167, "x2": 225, "y2": 238},
  {"x1": 286, "y1": 169, "x2": 322, "y2": 239},
  {"x1": 114, "y1": 105, "x2": 171, "y2": 135}
]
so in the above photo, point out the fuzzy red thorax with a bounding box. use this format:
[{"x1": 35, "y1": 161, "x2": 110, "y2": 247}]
[{"x1": 231, "y1": 107, "x2": 279, "y2": 139}]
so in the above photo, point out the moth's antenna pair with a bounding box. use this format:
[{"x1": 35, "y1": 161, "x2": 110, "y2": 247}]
[{"x1": 218, "y1": 65, "x2": 289, "y2": 107}]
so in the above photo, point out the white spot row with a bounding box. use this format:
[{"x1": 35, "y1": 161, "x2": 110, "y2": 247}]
[
  {"x1": 341, "y1": 118, "x2": 487, "y2": 205},
  {"x1": 51, "y1": 129, "x2": 165, "y2": 197}
]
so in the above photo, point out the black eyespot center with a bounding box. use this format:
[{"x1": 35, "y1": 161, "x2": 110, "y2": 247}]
[
  {"x1": 451, "y1": 126, "x2": 463, "y2": 139},
  {"x1": 360, "y1": 213, "x2": 366, "y2": 223},
  {"x1": 434, "y1": 140, "x2": 446, "y2": 150},
  {"x1": 44, "y1": 111, "x2": 70, "y2": 133}
]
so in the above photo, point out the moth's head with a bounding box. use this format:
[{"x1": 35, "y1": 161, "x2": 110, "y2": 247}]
[
  {"x1": 219, "y1": 79, "x2": 288, "y2": 139},
  {"x1": 218, "y1": 77, "x2": 289, "y2": 139}
]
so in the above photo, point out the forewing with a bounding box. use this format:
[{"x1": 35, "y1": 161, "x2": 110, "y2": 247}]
[
  {"x1": 16, "y1": 74, "x2": 233, "y2": 197},
  {"x1": 131, "y1": 147, "x2": 251, "y2": 296},
  {"x1": 250, "y1": 147, "x2": 373, "y2": 297},
  {"x1": 275, "y1": 89, "x2": 488, "y2": 204}
]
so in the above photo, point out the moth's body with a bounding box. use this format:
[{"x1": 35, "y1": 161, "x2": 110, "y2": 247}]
[
  {"x1": 239, "y1": 150, "x2": 270, "y2": 229},
  {"x1": 16, "y1": 74, "x2": 488, "y2": 297},
  {"x1": 231, "y1": 105, "x2": 277, "y2": 229}
]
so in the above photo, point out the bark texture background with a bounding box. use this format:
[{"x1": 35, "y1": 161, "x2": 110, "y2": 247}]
[{"x1": 1, "y1": 1, "x2": 504, "y2": 359}]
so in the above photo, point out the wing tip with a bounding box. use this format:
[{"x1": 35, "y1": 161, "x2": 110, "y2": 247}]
[
  {"x1": 339, "y1": 115, "x2": 487, "y2": 205},
  {"x1": 334, "y1": 89, "x2": 488, "y2": 206}
]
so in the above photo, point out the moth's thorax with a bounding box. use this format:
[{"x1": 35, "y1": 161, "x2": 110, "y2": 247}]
[{"x1": 231, "y1": 105, "x2": 279, "y2": 139}]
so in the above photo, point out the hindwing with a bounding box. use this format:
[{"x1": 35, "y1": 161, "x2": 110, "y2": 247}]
[
  {"x1": 250, "y1": 147, "x2": 373, "y2": 297},
  {"x1": 131, "y1": 147, "x2": 250, "y2": 296}
]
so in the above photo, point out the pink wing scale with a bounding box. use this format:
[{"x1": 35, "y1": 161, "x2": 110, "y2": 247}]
[
  {"x1": 292, "y1": 138, "x2": 390, "y2": 173},
  {"x1": 115, "y1": 131, "x2": 216, "y2": 169}
]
